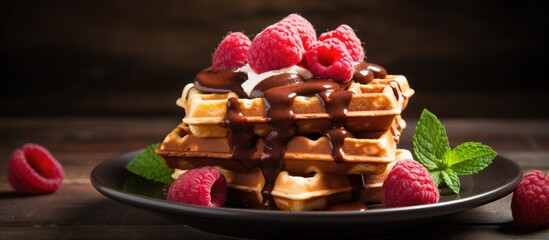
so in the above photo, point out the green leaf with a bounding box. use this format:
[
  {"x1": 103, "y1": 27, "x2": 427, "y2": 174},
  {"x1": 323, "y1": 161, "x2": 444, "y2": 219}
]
[
  {"x1": 447, "y1": 142, "x2": 496, "y2": 175},
  {"x1": 412, "y1": 109, "x2": 498, "y2": 195},
  {"x1": 430, "y1": 170, "x2": 443, "y2": 187},
  {"x1": 126, "y1": 143, "x2": 174, "y2": 184},
  {"x1": 413, "y1": 109, "x2": 451, "y2": 170},
  {"x1": 441, "y1": 168, "x2": 461, "y2": 194}
]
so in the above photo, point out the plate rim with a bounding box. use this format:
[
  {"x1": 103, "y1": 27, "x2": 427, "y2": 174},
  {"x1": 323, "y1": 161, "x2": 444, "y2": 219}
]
[{"x1": 90, "y1": 149, "x2": 523, "y2": 224}]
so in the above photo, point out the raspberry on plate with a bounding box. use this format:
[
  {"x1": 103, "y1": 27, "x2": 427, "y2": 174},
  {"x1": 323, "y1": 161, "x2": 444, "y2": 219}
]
[
  {"x1": 8, "y1": 143, "x2": 65, "y2": 194},
  {"x1": 319, "y1": 24, "x2": 365, "y2": 62},
  {"x1": 247, "y1": 21, "x2": 304, "y2": 74},
  {"x1": 212, "y1": 32, "x2": 251, "y2": 71},
  {"x1": 167, "y1": 166, "x2": 227, "y2": 207},
  {"x1": 382, "y1": 159, "x2": 440, "y2": 207},
  {"x1": 306, "y1": 38, "x2": 354, "y2": 83},
  {"x1": 511, "y1": 170, "x2": 549, "y2": 229}
]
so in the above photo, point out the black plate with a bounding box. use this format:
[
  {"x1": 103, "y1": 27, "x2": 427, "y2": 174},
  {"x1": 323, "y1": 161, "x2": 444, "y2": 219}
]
[{"x1": 91, "y1": 150, "x2": 522, "y2": 239}]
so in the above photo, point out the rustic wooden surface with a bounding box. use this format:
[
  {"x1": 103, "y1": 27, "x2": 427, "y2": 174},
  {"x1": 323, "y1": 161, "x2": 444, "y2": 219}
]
[
  {"x1": 2, "y1": 1, "x2": 547, "y2": 238},
  {"x1": 0, "y1": 117, "x2": 548, "y2": 239}
]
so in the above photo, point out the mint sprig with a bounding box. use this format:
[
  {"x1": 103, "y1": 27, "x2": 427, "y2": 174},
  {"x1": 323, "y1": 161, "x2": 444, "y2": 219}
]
[
  {"x1": 413, "y1": 109, "x2": 497, "y2": 194},
  {"x1": 126, "y1": 143, "x2": 174, "y2": 184}
]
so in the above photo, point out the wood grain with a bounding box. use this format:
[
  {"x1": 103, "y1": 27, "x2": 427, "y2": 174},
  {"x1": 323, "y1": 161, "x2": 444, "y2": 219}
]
[{"x1": 0, "y1": 117, "x2": 548, "y2": 239}]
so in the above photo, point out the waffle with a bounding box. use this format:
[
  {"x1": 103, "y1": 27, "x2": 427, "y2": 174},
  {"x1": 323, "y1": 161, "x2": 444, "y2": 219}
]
[
  {"x1": 171, "y1": 149, "x2": 412, "y2": 211},
  {"x1": 156, "y1": 70, "x2": 415, "y2": 210},
  {"x1": 157, "y1": 122, "x2": 398, "y2": 175},
  {"x1": 223, "y1": 169, "x2": 360, "y2": 211},
  {"x1": 151, "y1": 14, "x2": 418, "y2": 211},
  {"x1": 178, "y1": 75, "x2": 414, "y2": 138}
]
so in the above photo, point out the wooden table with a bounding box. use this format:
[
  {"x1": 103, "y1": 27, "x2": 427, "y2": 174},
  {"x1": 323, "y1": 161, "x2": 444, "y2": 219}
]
[{"x1": 1, "y1": 117, "x2": 548, "y2": 239}]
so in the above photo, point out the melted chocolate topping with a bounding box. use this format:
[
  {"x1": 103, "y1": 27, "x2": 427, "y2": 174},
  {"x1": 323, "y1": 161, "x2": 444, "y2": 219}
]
[
  {"x1": 250, "y1": 73, "x2": 305, "y2": 98},
  {"x1": 318, "y1": 90, "x2": 354, "y2": 163},
  {"x1": 353, "y1": 62, "x2": 387, "y2": 84},
  {"x1": 194, "y1": 61, "x2": 389, "y2": 209},
  {"x1": 348, "y1": 175, "x2": 366, "y2": 200},
  {"x1": 258, "y1": 79, "x2": 342, "y2": 208},
  {"x1": 194, "y1": 67, "x2": 248, "y2": 98},
  {"x1": 222, "y1": 98, "x2": 258, "y2": 164}
]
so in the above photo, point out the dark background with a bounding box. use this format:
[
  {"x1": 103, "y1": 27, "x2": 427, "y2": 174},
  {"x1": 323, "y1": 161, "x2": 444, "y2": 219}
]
[{"x1": 2, "y1": 0, "x2": 547, "y2": 118}]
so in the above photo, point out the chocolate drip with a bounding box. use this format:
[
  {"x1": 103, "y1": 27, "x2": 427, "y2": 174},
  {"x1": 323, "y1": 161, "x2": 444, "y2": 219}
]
[
  {"x1": 348, "y1": 175, "x2": 365, "y2": 200},
  {"x1": 222, "y1": 71, "x2": 381, "y2": 209},
  {"x1": 388, "y1": 79, "x2": 409, "y2": 106},
  {"x1": 318, "y1": 90, "x2": 354, "y2": 163},
  {"x1": 389, "y1": 82, "x2": 401, "y2": 102},
  {"x1": 353, "y1": 62, "x2": 388, "y2": 84},
  {"x1": 194, "y1": 67, "x2": 248, "y2": 98},
  {"x1": 250, "y1": 73, "x2": 305, "y2": 98},
  {"x1": 257, "y1": 79, "x2": 341, "y2": 209},
  {"x1": 223, "y1": 97, "x2": 281, "y2": 209},
  {"x1": 222, "y1": 97, "x2": 258, "y2": 165},
  {"x1": 318, "y1": 89, "x2": 365, "y2": 201},
  {"x1": 369, "y1": 63, "x2": 387, "y2": 79}
]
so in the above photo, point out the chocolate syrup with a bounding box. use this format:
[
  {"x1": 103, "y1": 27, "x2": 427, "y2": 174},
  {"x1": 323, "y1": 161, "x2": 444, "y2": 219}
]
[
  {"x1": 222, "y1": 98, "x2": 258, "y2": 164},
  {"x1": 388, "y1": 80, "x2": 408, "y2": 104},
  {"x1": 194, "y1": 67, "x2": 248, "y2": 98},
  {"x1": 224, "y1": 77, "x2": 359, "y2": 209},
  {"x1": 258, "y1": 79, "x2": 342, "y2": 208},
  {"x1": 348, "y1": 175, "x2": 365, "y2": 200},
  {"x1": 353, "y1": 62, "x2": 387, "y2": 84},
  {"x1": 194, "y1": 61, "x2": 391, "y2": 209},
  {"x1": 250, "y1": 73, "x2": 304, "y2": 98},
  {"x1": 318, "y1": 90, "x2": 354, "y2": 163}
]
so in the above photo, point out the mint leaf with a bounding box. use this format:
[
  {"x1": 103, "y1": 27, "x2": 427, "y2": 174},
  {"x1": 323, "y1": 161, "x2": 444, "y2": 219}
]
[
  {"x1": 441, "y1": 168, "x2": 460, "y2": 194},
  {"x1": 412, "y1": 109, "x2": 497, "y2": 195},
  {"x1": 126, "y1": 143, "x2": 174, "y2": 184},
  {"x1": 448, "y1": 142, "x2": 496, "y2": 175},
  {"x1": 430, "y1": 170, "x2": 443, "y2": 187},
  {"x1": 413, "y1": 109, "x2": 451, "y2": 170}
]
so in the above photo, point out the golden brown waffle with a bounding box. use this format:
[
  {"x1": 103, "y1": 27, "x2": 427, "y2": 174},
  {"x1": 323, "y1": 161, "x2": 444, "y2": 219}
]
[
  {"x1": 157, "y1": 122, "x2": 398, "y2": 175},
  {"x1": 158, "y1": 68, "x2": 415, "y2": 211},
  {"x1": 222, "y1": 169, "x2": 359, "y2": 211},
  {"x1": 177, "y1": 75, "x2": 414, "y2": 137},
  {"x1": 170, "y1": 149, "x2": 412, "y2": 211}
]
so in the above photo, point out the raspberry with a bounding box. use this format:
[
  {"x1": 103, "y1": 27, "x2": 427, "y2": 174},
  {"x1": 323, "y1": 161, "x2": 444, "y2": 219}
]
[
  {"x1": 306, "y1": 38, "x2": 354, "y2": 83},
  {"x1": 167, "y1": 166, "x2": 227, "y2": 207},
  {"x1": 511, "y1": 170, "x2": 549, "y2": 229},
  {"x1": 8, "y1": 143, "x2": 64, "y2": 194},
  {"x1": 247, "y1": 21, "x2": 304, "y2": 74},
  {"x1": 212, "y1": 32, "x2": 251, "y2": 71},
  {"x1": 382, "y1": 159, "x2": 439, "y2": 207},
  {"x1": 279, "y1": 13, "x2": 316, "y2": 50},
  {"x1": 319, "y1": 24, "x2": 365, "y2": 62}
]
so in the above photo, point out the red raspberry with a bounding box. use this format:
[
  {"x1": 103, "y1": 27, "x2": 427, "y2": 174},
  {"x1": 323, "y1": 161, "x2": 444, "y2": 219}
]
[
  {"x1": 306, "y1": 38, "x2": 354, "y2": 83},
  {"x1": 8, "y1": 143, "x2": 64, "y2": 194},
  {"x1": 511, "y1": 170, "x2": 549, "y2": 229},
  {"x1": 279, "y1": 13, "x2": 316, "y2": 50},
  {"x1": 247, "y1": 21, "x2": 304, "y2": 74},
  {"x1": 319, "y1": 24, "x2": 365, "y2": 62},
  {"x1": 212, "y1": 32, "x2": 251, "y2": 71},
  {"x1": 382, "y1": 159, "x2": 440, "y2": 207},
  {"x1": 167, "y1": 166, "x2": 227, "y2": 207}
]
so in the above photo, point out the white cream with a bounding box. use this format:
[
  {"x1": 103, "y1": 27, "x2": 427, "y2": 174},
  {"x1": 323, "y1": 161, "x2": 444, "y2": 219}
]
[{"x1": 238, "y1": 64, "x2": 313, "y2": 97}]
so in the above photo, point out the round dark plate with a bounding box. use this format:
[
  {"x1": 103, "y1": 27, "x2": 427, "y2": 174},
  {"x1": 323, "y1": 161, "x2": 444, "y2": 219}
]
[{"x1": 91, "y1": 150, "x2": 522, "y2": 239}]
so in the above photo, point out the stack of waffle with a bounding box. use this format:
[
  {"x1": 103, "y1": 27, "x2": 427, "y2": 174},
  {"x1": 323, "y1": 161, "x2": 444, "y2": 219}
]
[{"x1": 156, "y1": 72, "x2": 415, "y2": 211}]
